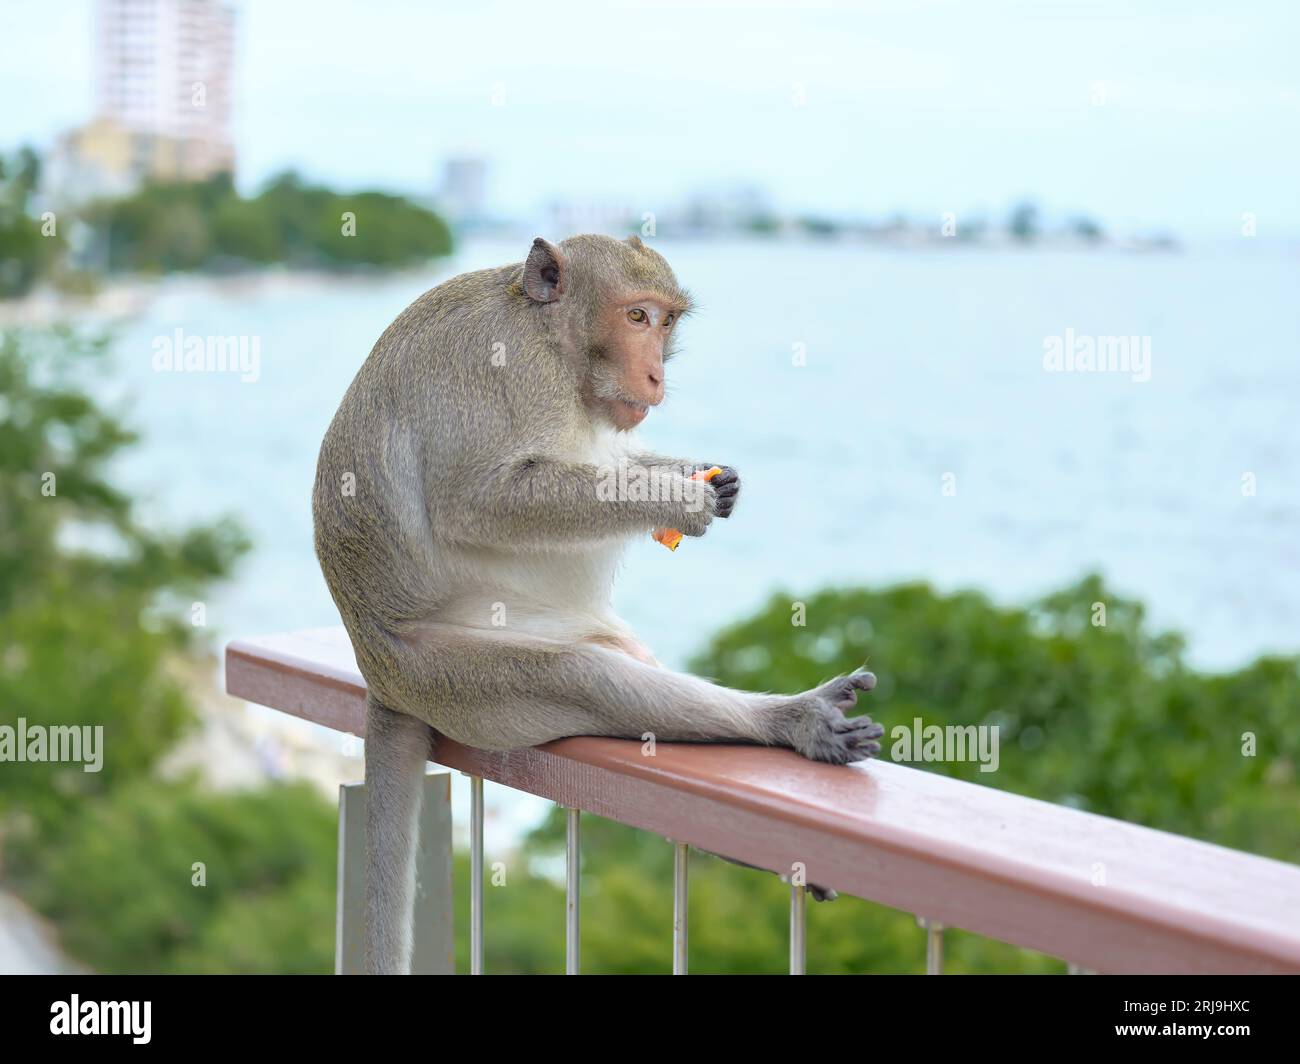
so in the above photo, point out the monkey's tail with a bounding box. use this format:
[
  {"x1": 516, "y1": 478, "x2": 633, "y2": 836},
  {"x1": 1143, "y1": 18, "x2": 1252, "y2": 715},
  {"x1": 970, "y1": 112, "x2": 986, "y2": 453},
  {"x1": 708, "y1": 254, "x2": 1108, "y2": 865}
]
[{"x1": 362, "y1": 694, "x2": 435, "y2": 975}]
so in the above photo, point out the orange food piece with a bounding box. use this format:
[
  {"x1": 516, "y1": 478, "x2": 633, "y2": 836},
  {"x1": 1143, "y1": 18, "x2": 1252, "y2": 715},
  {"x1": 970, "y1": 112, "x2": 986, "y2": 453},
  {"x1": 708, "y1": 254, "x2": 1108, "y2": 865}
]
[
  {"x1": 652, "y1": 467, "x2": 723, "y2": 551},
  {"x1": 651, "y1": 527, "x2": 685, "y2": 551}
]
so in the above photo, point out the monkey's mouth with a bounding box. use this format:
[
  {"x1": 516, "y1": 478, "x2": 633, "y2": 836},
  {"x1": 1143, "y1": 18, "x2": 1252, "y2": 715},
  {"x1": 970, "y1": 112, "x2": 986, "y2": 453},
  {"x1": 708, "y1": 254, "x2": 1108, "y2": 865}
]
[{"x1": 614, "y1": 399, "x2": 650, "y2": 426}]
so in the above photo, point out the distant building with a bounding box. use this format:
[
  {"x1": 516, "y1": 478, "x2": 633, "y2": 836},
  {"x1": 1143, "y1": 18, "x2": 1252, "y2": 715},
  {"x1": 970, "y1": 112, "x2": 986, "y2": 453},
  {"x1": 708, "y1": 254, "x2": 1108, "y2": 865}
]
[
  {"x1": 435, "y1": 157, "x2": 489, "y2": 226},
  {"x1": 678, "y1": 182, "x2": 773, "y2": 235},
  {"x1": 547, "y1": 200, "x2": 641, "y2": 238},
  {"x1": 44, "y1": 0, "x2": 237, "y2": 205}
]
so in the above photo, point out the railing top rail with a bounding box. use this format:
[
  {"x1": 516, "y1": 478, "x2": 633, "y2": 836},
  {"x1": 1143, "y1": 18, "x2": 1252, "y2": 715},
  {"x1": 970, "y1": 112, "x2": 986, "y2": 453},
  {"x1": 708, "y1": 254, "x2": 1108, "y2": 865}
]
[{"x1": 226, "y1": 627, "x2": 1300, "y2": 974}]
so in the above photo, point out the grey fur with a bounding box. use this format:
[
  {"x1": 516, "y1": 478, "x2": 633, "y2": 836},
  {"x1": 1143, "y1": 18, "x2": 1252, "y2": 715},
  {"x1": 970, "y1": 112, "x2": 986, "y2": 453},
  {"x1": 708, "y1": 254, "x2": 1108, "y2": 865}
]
[{"x1": 312, "y1": 235, "x2": 881, "y2": 973}]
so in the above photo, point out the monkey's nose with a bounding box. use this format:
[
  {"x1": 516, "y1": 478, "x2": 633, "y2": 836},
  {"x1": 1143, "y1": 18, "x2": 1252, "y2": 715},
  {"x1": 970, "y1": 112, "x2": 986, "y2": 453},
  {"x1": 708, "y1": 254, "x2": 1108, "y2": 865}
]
[{"x1": 647, "y1": 364, "x2": 663, "y2": 386}]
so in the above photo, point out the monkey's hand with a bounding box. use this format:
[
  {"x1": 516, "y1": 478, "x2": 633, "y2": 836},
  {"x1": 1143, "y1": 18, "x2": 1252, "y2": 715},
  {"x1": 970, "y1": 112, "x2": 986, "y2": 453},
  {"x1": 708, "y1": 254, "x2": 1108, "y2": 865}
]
[
  {"x1": 674, "y1": 474, "x2": 718, "y2": 538},
  {"x1": 695, "y1": 464, "x2": 740, "y2": 518}
]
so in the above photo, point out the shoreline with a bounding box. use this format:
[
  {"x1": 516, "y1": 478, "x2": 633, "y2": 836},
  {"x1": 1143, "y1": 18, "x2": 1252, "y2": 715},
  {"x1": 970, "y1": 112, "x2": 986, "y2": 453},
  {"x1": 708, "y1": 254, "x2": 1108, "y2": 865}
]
[
  {"x1": 0, "y1": 262, "x2": 445, "y2": 329},
  {"x1": 10, "y1": 231, "x2": 1289, "y2": 330}
]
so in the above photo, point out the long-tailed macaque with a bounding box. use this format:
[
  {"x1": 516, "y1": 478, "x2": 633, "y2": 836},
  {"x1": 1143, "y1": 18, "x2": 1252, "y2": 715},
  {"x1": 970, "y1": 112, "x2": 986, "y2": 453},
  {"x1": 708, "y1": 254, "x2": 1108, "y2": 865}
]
[{"x1": 313, "y1": 234, "x2": 883, "y2": 973}]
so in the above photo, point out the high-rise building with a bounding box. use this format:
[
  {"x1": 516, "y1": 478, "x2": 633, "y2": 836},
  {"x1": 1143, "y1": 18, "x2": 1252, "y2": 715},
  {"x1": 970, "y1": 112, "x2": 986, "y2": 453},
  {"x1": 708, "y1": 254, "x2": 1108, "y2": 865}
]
[
  {"x1": 95, "y1": 0, "x2": 236, "y2": 177},
  {"x1": 45, "y1": 0, "x2": 237, "y2": 204}
]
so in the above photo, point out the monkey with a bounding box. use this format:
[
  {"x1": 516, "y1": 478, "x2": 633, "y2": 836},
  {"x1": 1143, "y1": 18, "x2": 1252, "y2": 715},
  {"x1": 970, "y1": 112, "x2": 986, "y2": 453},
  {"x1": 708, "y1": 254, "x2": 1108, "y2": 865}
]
[{"x1": 312, "y1": 234, "x2": 883, "y2": 974}]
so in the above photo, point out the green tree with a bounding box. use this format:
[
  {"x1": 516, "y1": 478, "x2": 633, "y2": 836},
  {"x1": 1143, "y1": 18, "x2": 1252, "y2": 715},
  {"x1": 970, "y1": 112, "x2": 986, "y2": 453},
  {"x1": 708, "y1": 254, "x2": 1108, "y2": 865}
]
[
  {"x1": 0, "y1": 329, "x2": 248, "y2": 826},
  {"x1": 1008, "y1": 200, "x2": 1039, "y2": 242},
  {"x1": 0, "y1": 147, "x2": 66, "y2": 296},
  {"x1": 9, "y1": 779, "x2": 336, "y2": 973},
  {"x1": 79, "y1": 169, "x2": 453, "y2": 275}
]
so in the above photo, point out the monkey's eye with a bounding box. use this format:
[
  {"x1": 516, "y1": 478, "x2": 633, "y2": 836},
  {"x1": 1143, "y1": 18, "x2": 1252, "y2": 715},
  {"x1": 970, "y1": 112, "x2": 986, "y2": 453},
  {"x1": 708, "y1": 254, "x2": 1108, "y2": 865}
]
[
  {"x1": 663, "y1": 313, "x2": 675, "y2": 327},
  {"x1": 627, "y1": 308, "x2": 648, "y2": 324}
]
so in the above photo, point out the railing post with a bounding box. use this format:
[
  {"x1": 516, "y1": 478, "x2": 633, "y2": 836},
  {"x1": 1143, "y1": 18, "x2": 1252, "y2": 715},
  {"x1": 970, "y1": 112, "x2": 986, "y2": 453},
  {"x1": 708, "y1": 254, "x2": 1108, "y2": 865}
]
[
  {"x1": 336, "y1": 771, "x2": 454, "y2": 974},
  {"x1": 917, "y1": 915, "x2": 944, "y2": 974},
  {"x1": 672, "y1": 841, "x2": 689, "y2": 974},
  {"x1": 565, "y1": 806, "x2": 581, "y2": 974},
  {"x1": 789, "y1": 882, "x2": 806, "y2": 974},
  {"x1": 469, "y1": 774, "x2": 484, "y2": 975}
]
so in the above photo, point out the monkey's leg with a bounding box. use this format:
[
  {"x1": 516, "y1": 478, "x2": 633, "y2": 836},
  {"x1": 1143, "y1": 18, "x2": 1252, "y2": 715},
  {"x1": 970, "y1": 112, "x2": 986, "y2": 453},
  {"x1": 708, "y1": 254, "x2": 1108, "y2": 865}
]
[
  {"x1": 593, "y1": 638, "x2": 845, "y2": 895},
  {"x1": 363, "y1": 697, "x2": 435, "y2": 975},
  {"x1": 382, "y1": 624, "x2": 883, "y2": 763}
]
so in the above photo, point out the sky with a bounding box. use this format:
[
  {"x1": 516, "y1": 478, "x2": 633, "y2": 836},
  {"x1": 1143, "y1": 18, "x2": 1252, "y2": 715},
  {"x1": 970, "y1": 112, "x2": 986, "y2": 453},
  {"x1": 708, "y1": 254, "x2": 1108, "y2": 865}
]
[{"x1": 2, "y1": 0, "x2": 1298, "y2": 236}]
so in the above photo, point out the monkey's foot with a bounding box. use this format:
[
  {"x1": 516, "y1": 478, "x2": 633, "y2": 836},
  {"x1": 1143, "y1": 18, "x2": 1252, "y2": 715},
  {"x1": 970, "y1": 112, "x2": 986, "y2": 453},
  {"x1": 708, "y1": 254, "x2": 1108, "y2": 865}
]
[
  {"x1": 785, "y1": 671, "x2": 883, "y2": 765},
  {"x1": 801, "y1": 881, "x2": 839, "y2": 902}
]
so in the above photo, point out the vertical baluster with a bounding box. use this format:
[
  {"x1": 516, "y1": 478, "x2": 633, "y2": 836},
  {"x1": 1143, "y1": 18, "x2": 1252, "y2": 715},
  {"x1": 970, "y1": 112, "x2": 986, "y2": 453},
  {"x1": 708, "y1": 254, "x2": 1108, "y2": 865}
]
[
  {"x1": 469, "y1": 774, "x2": 484, "y2": 975},
  {"x1": 672, "y1": 841, "x2": 689, "y2": 974},
  {"x1": 789, "y1": 882, "x2": 806, "y2": 974},
  {"x1": 917, "y1": 916, "x2": 944, "y2": 974},
  {"x1": 566, "y1": 806, "x2": 580, "y2": 974}
]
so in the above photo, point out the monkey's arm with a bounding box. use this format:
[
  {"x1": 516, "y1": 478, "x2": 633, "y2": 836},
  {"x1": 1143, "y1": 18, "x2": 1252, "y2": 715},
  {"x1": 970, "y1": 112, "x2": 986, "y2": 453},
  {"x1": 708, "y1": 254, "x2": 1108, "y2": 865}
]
[
  {"x1": 623, "y1": 451, "x2": 704, "y2": 477},
  {"x1": 441, "y1": 455, "x2": 715, "y2": 547}
]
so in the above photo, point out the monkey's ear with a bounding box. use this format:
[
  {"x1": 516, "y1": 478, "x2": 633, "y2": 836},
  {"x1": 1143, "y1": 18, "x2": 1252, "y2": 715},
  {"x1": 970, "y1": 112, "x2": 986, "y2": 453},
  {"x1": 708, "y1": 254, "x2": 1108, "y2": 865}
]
[{"x1": 523, "y1": 238, "x2": 565, "y2": 303}]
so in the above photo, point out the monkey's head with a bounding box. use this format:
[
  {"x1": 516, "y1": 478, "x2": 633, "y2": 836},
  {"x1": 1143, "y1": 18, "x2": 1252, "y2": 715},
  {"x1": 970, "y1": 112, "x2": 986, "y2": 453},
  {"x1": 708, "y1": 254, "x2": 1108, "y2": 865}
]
[{"x1": 520, "y1": 234, "x2": 694, "y2": 432}]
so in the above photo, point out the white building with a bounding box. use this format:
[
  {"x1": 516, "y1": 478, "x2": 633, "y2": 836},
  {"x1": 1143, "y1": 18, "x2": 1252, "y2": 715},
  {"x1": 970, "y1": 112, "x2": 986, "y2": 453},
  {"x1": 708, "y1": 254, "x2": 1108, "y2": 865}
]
[
  {"x1": 45, "y1": 0, "x2": 237, "y2": 205},
  {"x1": 96, "y1": 0, "x2": 236, "y2": 167},
  {"x1": 436, "y1": 157, "x2": 490, "y2": 225}
]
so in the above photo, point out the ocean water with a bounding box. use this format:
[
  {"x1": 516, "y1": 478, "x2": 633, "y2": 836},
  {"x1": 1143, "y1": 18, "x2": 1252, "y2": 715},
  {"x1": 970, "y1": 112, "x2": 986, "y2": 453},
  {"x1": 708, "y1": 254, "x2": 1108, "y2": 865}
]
[{"x1": 102, "y1": 236, "x2": 1299, "y2": 677}]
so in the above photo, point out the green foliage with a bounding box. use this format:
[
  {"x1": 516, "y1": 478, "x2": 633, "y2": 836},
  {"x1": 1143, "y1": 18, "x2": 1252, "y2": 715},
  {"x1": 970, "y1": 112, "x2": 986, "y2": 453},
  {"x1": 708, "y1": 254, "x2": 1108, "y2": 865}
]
[
  {"x1": 81, "y1": 169, "x2": 453, "y2": 275},
  {"x1": 0, "y1": 147, "x2": 66, "y2": 297},
  {"x1": 1008, "y1": 199, "x2": 1040, "y2": 242},
  {"x1": 6, "y1": 779, "x2": 336, "y2": 974},
  {"x1": 0, "y1": 329, "x2": 337, "y2": 978},
  {"x1": 0, "y1": 151, "x2": 451, "y2": 294},
  {"x1": 1072, "y1": 215, "x2": 1105, "y2": 242},
  {"x1": 743, "y1": 213, "x2": 781, "y2": 235},
  {"x1": 0, "y1": 329, "x2": 248, "y2": 827}
]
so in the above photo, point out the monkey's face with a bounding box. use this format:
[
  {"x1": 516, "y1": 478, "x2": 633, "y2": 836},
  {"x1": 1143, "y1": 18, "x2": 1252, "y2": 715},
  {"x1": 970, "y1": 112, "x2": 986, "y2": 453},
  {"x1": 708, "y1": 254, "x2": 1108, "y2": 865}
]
[
  {"x1": 585, "y1": 293, "x2": 681, "y2": 430},
  {"x1": 522, "y1": 235, "x2": 693, "y2": 434}
]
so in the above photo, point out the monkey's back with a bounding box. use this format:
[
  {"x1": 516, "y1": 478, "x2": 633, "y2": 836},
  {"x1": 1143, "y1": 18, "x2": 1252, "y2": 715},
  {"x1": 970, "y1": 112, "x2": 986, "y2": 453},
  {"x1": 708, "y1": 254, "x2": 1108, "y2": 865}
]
[{"x1": 312, "y1": 262, "x2": 599, "y2": 662}]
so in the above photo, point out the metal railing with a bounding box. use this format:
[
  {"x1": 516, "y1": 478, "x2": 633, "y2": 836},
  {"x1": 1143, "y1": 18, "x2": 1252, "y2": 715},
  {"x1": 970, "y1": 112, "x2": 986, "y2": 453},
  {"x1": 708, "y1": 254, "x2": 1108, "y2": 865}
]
[{"x1": 226, "y1": 627, "x2": 1300, "y2": 975}]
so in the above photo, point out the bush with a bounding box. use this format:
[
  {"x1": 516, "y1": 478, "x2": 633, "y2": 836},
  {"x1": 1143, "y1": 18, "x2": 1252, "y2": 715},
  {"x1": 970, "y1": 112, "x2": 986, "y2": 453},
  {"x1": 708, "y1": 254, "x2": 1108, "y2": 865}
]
[{"x1": 7, "y1": 780, "x2": 336, "y2": 974}]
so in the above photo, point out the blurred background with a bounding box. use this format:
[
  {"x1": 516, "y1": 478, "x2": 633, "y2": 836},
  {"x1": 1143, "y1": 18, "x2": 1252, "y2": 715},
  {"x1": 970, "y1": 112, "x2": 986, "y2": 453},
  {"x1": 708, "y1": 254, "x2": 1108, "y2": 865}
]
[{"x1": 0, "y1": 0, "x2": 1296, "y2": 973}]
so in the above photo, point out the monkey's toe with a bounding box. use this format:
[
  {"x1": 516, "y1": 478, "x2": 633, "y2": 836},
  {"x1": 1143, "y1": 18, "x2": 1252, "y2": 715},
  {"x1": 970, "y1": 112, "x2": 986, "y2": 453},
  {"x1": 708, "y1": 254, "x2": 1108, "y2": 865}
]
[
  {"x1": 834, "y1": 717, "x2": 884, "y2": 758},
  {"x1": 793, "y1": 700, "x2": 883, "y2": 765},
  {"x1": 815, "y1": 671, "x2": 877, "y2": 713}
]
